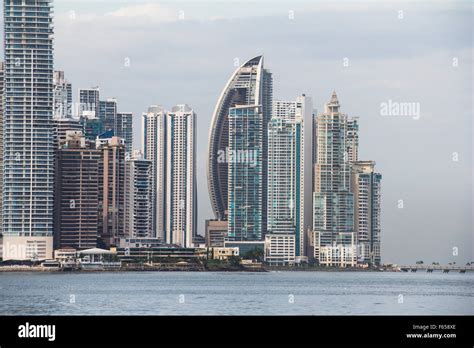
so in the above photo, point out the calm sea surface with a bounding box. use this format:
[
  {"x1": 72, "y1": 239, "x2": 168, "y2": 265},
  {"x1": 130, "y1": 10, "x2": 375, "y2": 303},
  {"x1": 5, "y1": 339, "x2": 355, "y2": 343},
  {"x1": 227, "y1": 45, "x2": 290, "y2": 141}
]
[{"x1": 0, "y1": 271, "x2": 472, "y2": 315}]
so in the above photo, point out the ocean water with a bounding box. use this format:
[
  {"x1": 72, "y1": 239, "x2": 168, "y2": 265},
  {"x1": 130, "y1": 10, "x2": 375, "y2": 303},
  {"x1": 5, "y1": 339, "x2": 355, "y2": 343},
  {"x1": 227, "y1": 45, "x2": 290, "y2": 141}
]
[{"x1": 0, "y1": 271, "x2": 472, "y2": 315}]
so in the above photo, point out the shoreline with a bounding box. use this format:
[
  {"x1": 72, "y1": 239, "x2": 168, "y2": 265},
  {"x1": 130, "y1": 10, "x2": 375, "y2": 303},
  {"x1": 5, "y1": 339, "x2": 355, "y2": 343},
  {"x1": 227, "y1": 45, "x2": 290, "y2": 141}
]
[
  {"x1": 0, "y1": 266, "x2": 393, "y2": 273},
  {"x1": 1, "y1": 265, "x2": 470, "y2": 273}
]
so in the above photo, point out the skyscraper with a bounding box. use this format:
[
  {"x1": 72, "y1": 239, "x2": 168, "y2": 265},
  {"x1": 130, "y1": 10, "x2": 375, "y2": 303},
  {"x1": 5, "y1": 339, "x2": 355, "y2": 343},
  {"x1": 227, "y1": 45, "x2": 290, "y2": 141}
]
[
  {"x1": 0, "y1": 62, "x2": 4, "y2": 236},
  {"x1": 53, "y1": 71, "x2": 72, "y2": 119},
  {"x1": 208, "y1": 56, "x2": 272, "y2": 222},
  {"x1": 54, "y1": 131, "x2": 100, "y2": 250},
  {"x1": 79, "y1": 87, "x2": 100, "y2": 118},
  {"x1": 266, "y1": 116, "x2": 298, "y2": 264},
  {"x1": 166, "y1": 105, "x2": 196, "y2": 247},
  {"x1": 266, "y1": 96, "x2": 314, "y2": 264},
  {"x1": 97, "y1": 136, "x2": 126, "y2": 247},
  {"x1": 100, "y1": 98, "x2": 117, "y2": 133},
  {"x1": 2, "y1": 0, "x2": 55, "y2": 260},
  {"x1": 313, "y1": 92, "x2": 356, "y2": 267},
  {"x1": 346, "y1": 118, "x2": 359, "y2": 163},
  {"x1": 142, "y1": 105, "x2": 167, "y2": 240},
  {"x1": 116, "y1": 112, "x2": 133, "y2": 155},
  {"x1": 228, "y1": 105, "x2": 263, "y2": 241},
  {"x1": 124, "y1": 150, "x2": 152, "y2": 238},
  {"x1": 79, "y1": 87, "x2": 101, "y2": 141},
  {"x1": 351, "y1": 161, "x2": 382, "y2": 266}
]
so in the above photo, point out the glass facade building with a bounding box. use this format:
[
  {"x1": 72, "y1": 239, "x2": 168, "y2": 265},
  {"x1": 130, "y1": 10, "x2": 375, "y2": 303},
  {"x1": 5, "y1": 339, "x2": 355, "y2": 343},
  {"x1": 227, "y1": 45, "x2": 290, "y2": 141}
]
[
  {"x1": 227, "y1": 105, "x2": 263, "y2": 241},
  {"x1": 208, "y1": 56, "x2": 272, "y2": 222},
  {"x1": 2, "y1": 0, "x2": 55, "y2": 259},
  {"x1": 313, "y1": 92, "x2": 356, "y2": 265}
]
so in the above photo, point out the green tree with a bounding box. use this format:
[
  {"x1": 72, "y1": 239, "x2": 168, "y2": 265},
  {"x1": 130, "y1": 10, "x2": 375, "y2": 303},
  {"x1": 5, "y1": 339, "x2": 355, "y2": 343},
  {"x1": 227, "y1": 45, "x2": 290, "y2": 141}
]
[
  {"x1": 243, "y1": 247, "x2": 264, "y2": 261},
  {"x1": 228, "y1": 255, "x2": 242, "y2": 268}
]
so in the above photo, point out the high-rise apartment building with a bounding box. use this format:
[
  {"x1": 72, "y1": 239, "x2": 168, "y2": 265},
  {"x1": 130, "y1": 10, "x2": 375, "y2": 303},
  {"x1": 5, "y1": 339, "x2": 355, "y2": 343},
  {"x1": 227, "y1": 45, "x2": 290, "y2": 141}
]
[
  {"x1": 228, "y1": 105, "x2": 263, "y2": 241},
  {"x1": 351, "y1": 161, "x2": 382, "y2": 266},
  {"x1": 124, "y1": 150, "x2": 153, "y2": 238},
  {"x1": 165, "y1": 105, "x2": 196, "y2": 247},
  {"x1": 2, "y1": 0, "x2": 55, "y2": 260},
  {"x1": 116, "y1": 112, "x2": 133, "y2": 155},
  {"x1": 266, "y1": 116, "x2": 298, "y2": 265},
  {"x1": 53, "y1": 71, "x2": 72, "y2": 119},
  {"x1": 142, "y1": 105, "x2": 167, "y2": 240},
  {"x1": 266, "y1": 96, "x2": 314, "y2": 264},
  {"x1": 97, "y1": 136, "x2": 125, "y2": 247},
  {"x1": 79, "y1": 87, "x2": 101, "y2": 141},
  {"x1": 346, "y1": 118, "x2": 359, "y2": 163},
  {"x1": 208, "y1": 56, "x2": 272, "y2": 223},
  {"x1": 54, "y1": 131, "x2": 100, "y2": 250},
  {"x1": 0, "y1": 62, "x2": 4, "y2": 236},
  {"x1": 313, "y1": 92, "x2": 356, "y2": 267},
  {"x1": 100, "y1": 98, "x2": 117, "y2": 133},
  {"x1": 79, "y1": 87, "x2": 100, "y2": 118}
]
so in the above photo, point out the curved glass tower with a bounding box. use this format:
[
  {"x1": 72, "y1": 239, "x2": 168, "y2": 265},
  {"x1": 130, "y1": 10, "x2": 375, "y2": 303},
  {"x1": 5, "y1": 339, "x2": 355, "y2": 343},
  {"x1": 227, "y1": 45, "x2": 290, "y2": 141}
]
[{"x1": 207, "y1": 56, "x2": 272, "y2": 221}]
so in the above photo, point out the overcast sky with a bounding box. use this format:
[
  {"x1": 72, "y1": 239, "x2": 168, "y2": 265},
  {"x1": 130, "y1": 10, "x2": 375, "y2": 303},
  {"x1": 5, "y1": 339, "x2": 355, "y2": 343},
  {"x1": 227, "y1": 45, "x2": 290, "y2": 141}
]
[{"x1": 3, "y1": 0, "x2": 472, "y2": 265}]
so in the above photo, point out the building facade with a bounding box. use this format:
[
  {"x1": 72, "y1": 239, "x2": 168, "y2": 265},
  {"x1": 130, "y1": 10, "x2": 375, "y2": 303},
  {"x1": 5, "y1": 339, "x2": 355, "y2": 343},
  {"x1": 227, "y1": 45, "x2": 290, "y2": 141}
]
[
  {"x1": 53, "y1": 117, "x2": 83, "y2": 149},
  {"x1": 351, "y1": 161, "x2": 382, "y2": 266},
  {"x1": 97, "y1": 136, "x2": 126, "y2": 247},
  {"x1": 100, "y1": 98, "x2": 118, "y2": 133},
  {"x1": 264, "y1": 234, "x2": 296, "y2": 266},
  {"x1": 54, "y1": 131, "x2": 100, "y2": 250},
  {"x1": 142, "y1": 105, "x2": 167, "y2": 240},
  {"x1": 208, "y1": 56, "x2": 272, "y2": 222},
  {"x1": 313, "y1": 92, "x2": 355, "y2": 266},
  {"x1": 116, "y1": 112, "x2": 133, "y2": 155},
  {"x1": 53, "y1": 71, "x2": 72, "y2": 119},
  {"x1": 0, "y1": 62, "x2": 4, "y2": 236},
  {"x1": 166, "y1": 104, "x2": 196, "y2": 247},
  {"x1": 124, "y1": 151, "x2": 153, "y2": 238},
  {"x1": 266, "y1": 96, "x2": 314, "y2": 263},
  {"x1": 79, "y1": 87, "x2": 100, "y2": 119},
  {"x1": 228, "y1": 105, "x2": 263, "y2": 241},
  {"x1": 79, "y1": 87, "x2": 101, "y2": 141},
  {"x1": 205, "y1": 219, "x2": 228, "y2": 247},
  {"x1": 2, "y1": 0, "x2": 55, "y2": 260}
]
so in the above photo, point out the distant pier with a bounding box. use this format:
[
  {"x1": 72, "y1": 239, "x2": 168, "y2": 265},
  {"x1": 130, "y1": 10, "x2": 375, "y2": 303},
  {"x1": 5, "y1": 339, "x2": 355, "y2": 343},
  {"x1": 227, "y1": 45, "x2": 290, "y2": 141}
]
[{"x1": 399, "y1": 265, "x2": 473, "y2": 273}]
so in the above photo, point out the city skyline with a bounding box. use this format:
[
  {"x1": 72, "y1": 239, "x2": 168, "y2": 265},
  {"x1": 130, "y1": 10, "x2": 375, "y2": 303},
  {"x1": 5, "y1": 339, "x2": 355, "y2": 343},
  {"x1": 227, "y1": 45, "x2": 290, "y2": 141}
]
[
  {"x1": 0, "y1": 0, "x2": 471, "y2": 265},
  {"x1": 0, "y1": 2, "x2": 472, "y2": 342}
]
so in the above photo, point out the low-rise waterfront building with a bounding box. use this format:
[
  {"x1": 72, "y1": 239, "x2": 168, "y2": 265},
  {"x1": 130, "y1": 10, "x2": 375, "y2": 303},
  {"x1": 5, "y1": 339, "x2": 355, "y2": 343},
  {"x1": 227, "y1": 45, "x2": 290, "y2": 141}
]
[
  {"x1": 264, "y1": 234, "x2": 295, "y2": 266},
  {"x1": 212, "y1": 247, "x2": 239, "y2": 260},
  {"x1": 54, "y1": 248, "x2": 77, "y2": 263},
  {"x1": 224, "y1": 240, "x2": 265, "y2": 258},
  {"x1": 192, "y1": 235, "x2": 206, "y2": 248},
  {"x1": 205, "y1": 219, "x2": 228, "y2": 247},
  {"x1": 318, "y1": 243, "x2": 357, "y2": 267}
]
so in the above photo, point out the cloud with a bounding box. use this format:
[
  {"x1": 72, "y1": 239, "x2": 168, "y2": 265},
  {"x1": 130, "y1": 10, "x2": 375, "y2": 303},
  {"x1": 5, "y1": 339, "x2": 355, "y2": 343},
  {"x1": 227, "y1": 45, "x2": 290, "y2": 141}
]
[{"x1": 104, "y1": 3, "x2": 177, "y2": 22}]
